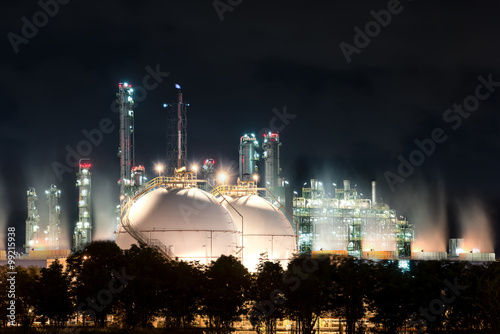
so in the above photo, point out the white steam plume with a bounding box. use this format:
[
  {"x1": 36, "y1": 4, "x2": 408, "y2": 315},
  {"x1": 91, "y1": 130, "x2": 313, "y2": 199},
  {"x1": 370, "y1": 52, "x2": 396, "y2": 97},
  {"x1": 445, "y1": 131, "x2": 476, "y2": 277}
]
[
  {"x1": 92, "y1": 173, "x2": 119, "y2": 241},
  {"x1": 457, "y1": 199, "x2": 494, "y2": 253},
  {"x1": 395, "y1": 180, "x2": 448, "y2": 252}
]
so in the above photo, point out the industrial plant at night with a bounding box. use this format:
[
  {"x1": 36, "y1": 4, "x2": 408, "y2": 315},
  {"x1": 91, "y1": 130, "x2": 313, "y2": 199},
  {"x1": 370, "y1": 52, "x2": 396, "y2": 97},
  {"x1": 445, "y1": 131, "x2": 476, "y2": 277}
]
[
  {"x1": 2, "y1": 82, "x2": 496, "y2": 270},
  {"x1": 4, "y1": 2, "x2": 500, "y2": 332}
]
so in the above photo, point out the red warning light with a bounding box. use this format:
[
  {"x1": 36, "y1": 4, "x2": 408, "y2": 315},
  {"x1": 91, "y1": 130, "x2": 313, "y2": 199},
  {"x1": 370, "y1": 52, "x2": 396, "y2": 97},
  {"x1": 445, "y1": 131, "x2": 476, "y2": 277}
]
[
  {"x1": 79, "y1": 163, "x2": 92, "y2": 169},
  {"x1": 131, "y1": 165, "x2": 145, "y2": 172}
]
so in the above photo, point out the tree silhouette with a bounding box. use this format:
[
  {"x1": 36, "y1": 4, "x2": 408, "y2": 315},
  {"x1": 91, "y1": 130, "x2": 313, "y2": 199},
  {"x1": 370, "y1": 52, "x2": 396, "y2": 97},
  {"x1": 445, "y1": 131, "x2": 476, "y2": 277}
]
[
  {"x1": 250, "y1": 255, "x2": 286, "y2": 334},
  {"x1": 477, "y1": 261, "x2": 500, "y2": 331},
  {"x1": 201, "y1": 255, "x2": 251, "y2": 333},
  {"x1": 120, "y1": 244, "x2": 168, "y2": 328},
  {"x1": 366, "y1": 261, "x2": 412, "y2": 333},
  {"x1": 330, "y1": 256, "x2": 370, "y2": 334},
  {"x1": 66, "y1": 241, "x2": 126, "y2": 327},
  {"x1": 163, "y1": 260, "x2": 205, "y2": 328},
  {"x1": 35, "y1": 259, "x2": 72, "y2": 326},
  {"x1": 283, "y1": 255, "x2": 334, "y2": 334},
  {"x1": 5, "y1": 266, "x2": 39, "y2": 328}
]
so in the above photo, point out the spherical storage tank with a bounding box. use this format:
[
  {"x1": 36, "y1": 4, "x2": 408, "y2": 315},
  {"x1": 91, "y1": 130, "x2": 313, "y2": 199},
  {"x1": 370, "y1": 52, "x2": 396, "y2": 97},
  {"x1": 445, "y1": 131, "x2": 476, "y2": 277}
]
[
  {"x1": 116, "y1": 187, "x2": 240, "y2": 263},
  {"x1": 222, "y1": 195, "x2": 297, "y2": 271}
]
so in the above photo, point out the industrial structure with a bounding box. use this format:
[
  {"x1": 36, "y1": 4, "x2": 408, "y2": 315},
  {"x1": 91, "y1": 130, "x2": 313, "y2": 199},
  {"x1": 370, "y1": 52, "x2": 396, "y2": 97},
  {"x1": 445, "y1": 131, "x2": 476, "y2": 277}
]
[
  {"x1": 110, "y1": 97, "x2": 494, "y2": 266},
  {"x1": 131, "y1": 165, "x2": 146, "y2": 187},
  {"x1": 45, "y1": 184, "x2": 61, "y2": 250},
  {"x1": 262, "y1": 132, "x2": 281, "y2": 188},
  {"x1": 73, "y1": 160, "x2": 93, "y2": 252},
  {"x1": 1, "y1": 80, "x2": 496, "y2": 275},
  {"x1": 115, "y1": 84, "x2": 296, "y2": 270},
  {"x1": 239, "y1": 134, "x2": 259, "y2": 181},
  {"x1": 202, "y1": 158, "x2": 216, "y2": 188},
  {"x1": 166, "y1": 84, "x2": 188, "y2": 176},
  {"x1": 24, "y1": 187, "x2": 40, "y2": 254},
  {"x1": 294, "y1": 179, "x2": 414, "y2": 259},
  {"x1": 117, "y1": 82, "x2": 135, "y2": 201},
  {"x1": 115, "y1": 172, "x2": 297, "y2": 271}
]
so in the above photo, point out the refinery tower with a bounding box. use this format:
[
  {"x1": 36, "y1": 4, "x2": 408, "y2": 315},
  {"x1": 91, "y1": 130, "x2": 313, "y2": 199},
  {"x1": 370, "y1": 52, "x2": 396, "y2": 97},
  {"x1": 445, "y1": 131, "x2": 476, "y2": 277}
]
[
  {"x1": 74, "y1": 160, "x2": 92, "y2": 252},
  {"x1": 239, "y1": 134, "x2": 259, "y2": 182},
  {"x1": 24, "y1": 187, "x2": 40, "y2": 253},
  {"x1": 45, "y1": 185, "x2": 61, "y2": 250}
]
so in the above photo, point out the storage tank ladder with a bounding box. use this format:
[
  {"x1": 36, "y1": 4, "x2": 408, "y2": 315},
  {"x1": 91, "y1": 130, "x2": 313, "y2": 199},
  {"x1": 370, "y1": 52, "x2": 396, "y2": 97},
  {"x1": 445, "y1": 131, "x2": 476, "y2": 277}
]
[{"x1": 120, "y1": 181, "x2": 175, "y2": 259}]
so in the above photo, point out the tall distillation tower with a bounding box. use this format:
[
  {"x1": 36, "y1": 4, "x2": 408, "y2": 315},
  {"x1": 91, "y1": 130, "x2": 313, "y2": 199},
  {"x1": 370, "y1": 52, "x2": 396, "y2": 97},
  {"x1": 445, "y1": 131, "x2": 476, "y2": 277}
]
[
  {"x1": 117, "y1": 82, "x2": 135, "y2": 201},
  {"x1": 262, "y1": 132, "x2": 281, "y2": 189},
  {"x1": 45, "y1": 185, "x2": 61, "y2": 250},
  {"x1": 239, "y1": 134, "x2": 259, "y2": 181},
  {"x1": 74, "y1": 160, "x2": 92, "y2": 252},
  {"x1": 166, "y1": 84, "x2": 188, "y2": 176},
  {"x1": 24, "y1": 187, "x2": 40, "y2": 254}
]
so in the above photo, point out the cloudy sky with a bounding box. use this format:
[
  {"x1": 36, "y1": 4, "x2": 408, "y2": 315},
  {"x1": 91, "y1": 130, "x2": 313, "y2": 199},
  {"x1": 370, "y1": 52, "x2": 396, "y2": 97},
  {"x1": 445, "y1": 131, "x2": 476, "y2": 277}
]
[{"x1": 2, "y1": 1, "x2": 500, "y2": 252}]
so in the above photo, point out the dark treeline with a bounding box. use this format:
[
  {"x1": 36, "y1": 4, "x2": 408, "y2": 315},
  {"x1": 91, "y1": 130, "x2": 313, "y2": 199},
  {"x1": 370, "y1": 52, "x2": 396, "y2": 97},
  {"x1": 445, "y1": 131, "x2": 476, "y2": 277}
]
[{"x1": 1, "y1": 241, "x2": 499, "y2": 334}]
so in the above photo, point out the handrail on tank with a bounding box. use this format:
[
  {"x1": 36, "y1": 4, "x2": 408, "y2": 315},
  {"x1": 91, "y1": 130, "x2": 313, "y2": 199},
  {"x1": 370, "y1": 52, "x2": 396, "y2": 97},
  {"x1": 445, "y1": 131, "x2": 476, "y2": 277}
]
[
  {"x1": 119, "y1": 175, "x2": 209, "y2": 260},
  {"x1": 119, "y1": 183, "x2": 175, "y2": 259},
  {"x1": 259, "y1": 187, "x2": 300, "y2": 251},
  {"x1": 209, "y1": 181, "x2": 299, "y2": 255}
]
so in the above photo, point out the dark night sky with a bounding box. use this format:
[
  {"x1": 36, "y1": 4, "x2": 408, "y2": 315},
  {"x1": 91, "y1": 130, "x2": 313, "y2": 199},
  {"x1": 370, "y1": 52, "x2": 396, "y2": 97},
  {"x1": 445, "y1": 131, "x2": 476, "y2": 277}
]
[{"x1": 1, "y1": 1, "x2": 500, "y2": 254}]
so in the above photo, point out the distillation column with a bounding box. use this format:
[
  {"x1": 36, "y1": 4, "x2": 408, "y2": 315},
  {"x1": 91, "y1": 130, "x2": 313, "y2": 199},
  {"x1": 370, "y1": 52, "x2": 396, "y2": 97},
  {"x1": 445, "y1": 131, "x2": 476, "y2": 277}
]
[
  {"x1": 239, "y1": 134, "x2": 259, "y2": 181},
  {"x1": 117, "y1": 82, "x2": 135, "y2": 201},
  {"x1": 262, "y1": 132, "x2": 281, "y2": 188},
  {"x1": 45, "y1": 185, "x2": 61, "y2": 250},
  {"x1": 24, "y1": 187, "x2": 40, "y2": 254},
  {"x1": 74, "y1": 160, "x2": 92, "y2": 252}
]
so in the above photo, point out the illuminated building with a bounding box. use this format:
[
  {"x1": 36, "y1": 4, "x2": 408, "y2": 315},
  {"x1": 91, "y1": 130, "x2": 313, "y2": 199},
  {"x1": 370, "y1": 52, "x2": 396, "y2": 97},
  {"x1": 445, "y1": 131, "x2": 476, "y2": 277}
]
[
  {"x1": 45, "y1": 185, "x2": 61, "y2": 250},
  {"x1": 293, "y1": 179, "x2": 414, "y2": 259},
  {"x1": 24, "y1": 187, "x2": 40, "y2": 254},
  {"x1": 74, "y1": 160, "x2": 92, "y2": 252},
  {"x1": 262, "y1": 132, "x2": 281, "y2": 189},
  {"x1": 239, "y1": 134, "x2": 259, "y2": 181}
]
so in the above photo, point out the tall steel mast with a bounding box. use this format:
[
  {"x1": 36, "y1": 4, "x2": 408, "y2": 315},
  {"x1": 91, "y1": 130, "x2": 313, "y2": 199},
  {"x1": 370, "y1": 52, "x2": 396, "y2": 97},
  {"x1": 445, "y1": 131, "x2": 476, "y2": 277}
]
[
  {"x1": 166, "y1": 84, "x2": 187, "y2": 176},
  {"x1": 117, "y1": 82, "x2": 135, "y2": 200}
]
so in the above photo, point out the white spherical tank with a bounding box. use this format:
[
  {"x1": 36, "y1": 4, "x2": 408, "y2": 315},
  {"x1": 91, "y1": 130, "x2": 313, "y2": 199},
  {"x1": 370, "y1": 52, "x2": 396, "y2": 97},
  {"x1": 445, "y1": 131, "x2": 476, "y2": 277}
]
[
  {"x1": 116, "y1": 187, "x2": 240, "y2": 264},
  {"x1": 222, "y1": 195, "x2": 296, "y2": 271}
]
